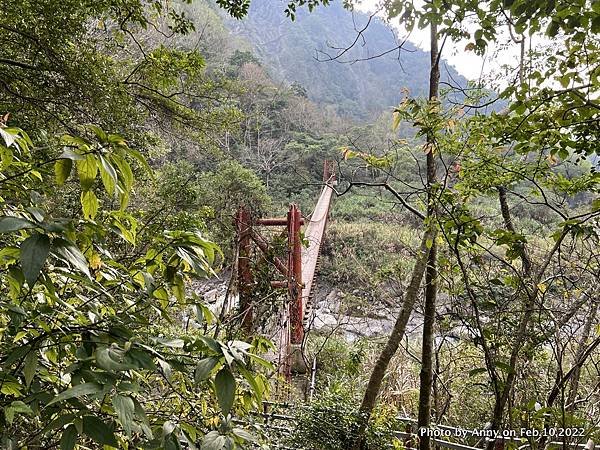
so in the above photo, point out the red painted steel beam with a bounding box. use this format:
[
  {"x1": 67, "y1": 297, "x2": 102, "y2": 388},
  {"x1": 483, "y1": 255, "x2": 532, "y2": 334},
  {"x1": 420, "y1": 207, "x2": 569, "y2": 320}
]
[
  {"x1": 290, "y1": 204, "x2": 304, "y2": 344},
  {"x1": 257, "y1": 217, "x2": 305, "y2": 226},
  {"x1": 235, "y1": 206, "x2": 254, "y2": 334}
]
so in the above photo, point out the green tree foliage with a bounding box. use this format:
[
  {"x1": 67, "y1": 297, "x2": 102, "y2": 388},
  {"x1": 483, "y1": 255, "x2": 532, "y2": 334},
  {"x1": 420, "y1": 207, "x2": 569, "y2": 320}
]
[
  {"x1": 216, "y1": 0, "x2": 333, "y2": 20},
  {"x1": 383, "y1": 0, "x2": 599, "y2": 156},
  {"x1": 341, "y1": 80, "x2": 599, "y2": 445},
  {"x1": 198, "y1": 160, "x2": 272, "y2": 246},
  {"x1": 0, "y1": 0, "x2": 279, "y2": 447},
  {"x1": 321, "y1": 2, "x2": 598, "y2": 445},
  {"x1": 0, "y1": 0, "x2": 240, "y2": 150},
  {"x1": 0, "y1": 124, "x2": 272, "y2": 448}
]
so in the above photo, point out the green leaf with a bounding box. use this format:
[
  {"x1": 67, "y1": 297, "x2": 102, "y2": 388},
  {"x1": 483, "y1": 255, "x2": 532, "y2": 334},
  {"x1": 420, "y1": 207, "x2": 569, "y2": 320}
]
[
  {"x1": 214, "y1": 368, "x2": 235, "y2": 417},
  {"x1": 58, "y1": 148, "x2": 86, "y2": 161},
  {"x1": 155, "y1": 338, "x2": 185, "y2": 348},
  {"x1": 13, "y1": 330, "x2": 28, "y2": 343},
  {"x1": 1, "y1": 145, "x2": 13, "y2": 169},
  {"x1": 82, "y1": 415, "x2": 118, "y2": 446},
  {"x1": 171, "y1": 275, "x2": 185, "y2": 302},
  {"x1": 51, "y1": 238, "x2": 91, "y2": 279},
  {"x1": 0, "y1": 216, "x2": 37, "y2": 233},
  {"x1": 81, "y1": 190, "x2": 99, "y2": 220},
  {"x1": 110, "y1": 213, "x2": 137, "y2": 245},
  {"x1": 26, "y1": 207, "x2": 44, "y2": 222},
  {"x1": 61, "y1": 134, "x2": 90, "y2": 148},
  {"x1": 181, "y1": 423, "x2": 198, "y2": 442},
  {"x1": 40, "y1": 413, "x2": 76, "y2": 436},
  {"x1": 195, "y1": 357, "x2": 220, "y2": 384},
  {"x1": 233, "y1": 427, "x2": 258, "y2": 443},
  {"x1": 88, "y1": 124, "x2": 107, "y2": 142},
  {"x1": 247, "y1": 353, "x2": 274, "y2": 370},
  {"x1": 0, "y1": 246, "x2": 19, "y2": 264},
  {"x1": 513, "y1": 101, "x2": 527, "y2": 115},
  {"x1": 469, "y1": 367, "x2": 487, "y2": 377},
  {"x1": 158, "y1": 359, "x2": 172, "y2": 380},
  {"x1": 55, "y1": 159, "x2": 73, "y2": 185},
  {"x1": 494, "y1": 361, "x2": 515, "y2": 374},
  {"x1": 198, "y1": 336, "x2": 222, "y2": 354},
  {"x1": 1, "y1": 381, "x2": 22, "y2": 397},
  {"x1": 20, "y1": 233, "x2": 50, "y2": 286},
  {"x1": 238, "y1": 366, "x2": 263, "y2": 402},
  {"x1": 60, "y1": 424, "x2": 78, "y2": 450},
  {"x1": 4, "y1": 401, "x2": 33, "y2": 424},
  {"x1": 96, "y1": 346, "x2": 135, "y2": 372},
  {"x1": 47, "y1": 382, "x2": 103, "y2": 406},
  {"x1": 201, "y1": 431, "x2": 227, "y2": 450},
  {"x1": 547, "y1": 20, "x2": 559, "y2": 37},
  {"x1": 153, "y1": 287, "x2": 169, "y2": 301},
  {"x1": 112, "y1": 154, "x2": 133, "y2": 191},
  {"x1": 23, "y1": 350, "x2": 37, "y2": 388},
  {"x1": 195, "y1": 303, "x2": 215, "y2": 325},
  {"x1": 128, "y1": 148, "x2": 152, "y2": 174},
  {"x1": 558, "y1": 74, "x2": 571, "y2": 88},
  {"x1": 132, "y1": 397, "x2": 153, "y2": 439},
  {"x1": 99, "y1": 155, "x2": 117, "y2": 196},
  {"x1": 119, "y1": 190, "x2": 130, "y2": 211},
  {"x1": 4, "y1": 346, "x2": 28, "y2": 366},
  {"x1": 112, "y1": 395, "x2": 135, "y2": 437},
  {"x1": 126, "y1": 348, "x2": 156, "y2": 370},
  {"x1": 76, "y1": 154, "x2": 98, "y2": 191},
  {"x1": 107, "y1": 133, "x2": 127, "y2": 146}
]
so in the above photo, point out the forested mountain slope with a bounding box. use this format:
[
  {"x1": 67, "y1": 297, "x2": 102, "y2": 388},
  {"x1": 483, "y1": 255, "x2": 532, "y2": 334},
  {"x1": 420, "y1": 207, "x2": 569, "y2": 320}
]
[{"x1": 225, "y1": 0, "x2": 469, "y2": 118}]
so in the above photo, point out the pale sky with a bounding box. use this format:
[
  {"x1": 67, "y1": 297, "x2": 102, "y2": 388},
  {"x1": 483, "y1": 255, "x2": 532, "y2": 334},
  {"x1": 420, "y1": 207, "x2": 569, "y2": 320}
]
[{"x1": 353, "y1": 0, "x2": 524, "y2": 82}]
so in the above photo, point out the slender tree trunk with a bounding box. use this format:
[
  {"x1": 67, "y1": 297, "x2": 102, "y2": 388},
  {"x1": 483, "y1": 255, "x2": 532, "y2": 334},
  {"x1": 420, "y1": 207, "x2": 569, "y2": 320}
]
[
  {"x1": 486, "y1": 187, "x2": 534, "y2": 449},
  {"x1": 417, "y1": 21, "x2": 440, "y2": 450},
  {"x1": 434, "y1": 348, "x2": 441, "y2": 422},
  {"x1": 537, "y1": 299, "x2": 600, "y2": 449},
  {"x1": 418, "y1": 256, "x2": 436, "y2": 449},
  {"x1": 352, "y1": 18, "x2": 442, "y2": 450},
  {"x1": 485, "y1": 38, "x2": 533, "y2": 439},
  {"x1": 567, "y1": 302, "x2": 598, "y2": 412},
  {"x1": 485, "y1": 35, "x2": 534, "y2": 441},
  {"x1": 351, "y1": 228, "x2": 435, "y2": 450}
]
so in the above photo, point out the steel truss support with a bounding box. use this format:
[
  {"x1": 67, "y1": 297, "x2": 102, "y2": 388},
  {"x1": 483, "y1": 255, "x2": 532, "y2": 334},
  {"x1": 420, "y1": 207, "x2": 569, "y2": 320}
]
[
  {"x1": 234, "y1": 160, "x2": 336, "y2": 380},
  {"x1": 234, "y1": 204, "x2": 304, "y2": 377}
]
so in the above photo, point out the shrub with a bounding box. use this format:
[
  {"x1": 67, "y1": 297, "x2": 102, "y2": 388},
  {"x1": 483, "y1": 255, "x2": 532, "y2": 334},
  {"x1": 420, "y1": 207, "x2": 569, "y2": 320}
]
[{"x1": 287, "y1": 390, "x2": 402, "y2": 449}]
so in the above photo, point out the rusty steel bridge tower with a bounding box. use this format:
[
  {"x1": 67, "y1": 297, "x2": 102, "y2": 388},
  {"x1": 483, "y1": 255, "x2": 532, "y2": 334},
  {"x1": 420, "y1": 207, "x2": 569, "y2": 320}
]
[{"x1": 234, "y1": 160, "x2": 336, "y2": 379}]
